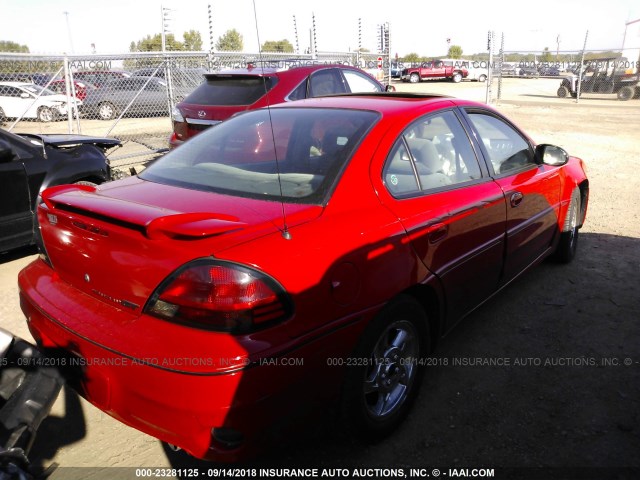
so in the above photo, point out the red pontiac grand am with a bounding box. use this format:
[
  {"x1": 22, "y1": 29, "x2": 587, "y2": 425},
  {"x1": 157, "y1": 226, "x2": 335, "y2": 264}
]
[{"x1": 19, "y1": 93, "x2": 588, "y2": 461}]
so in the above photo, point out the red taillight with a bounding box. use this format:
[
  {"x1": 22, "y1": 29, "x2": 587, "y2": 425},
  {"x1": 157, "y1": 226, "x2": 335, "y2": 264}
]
[
  {"x1": 173, "y1": 120, "x2": 188, "y2": 141},
  {"x1": 145, "y1": 260, "x2": 291, "y2": 333}
]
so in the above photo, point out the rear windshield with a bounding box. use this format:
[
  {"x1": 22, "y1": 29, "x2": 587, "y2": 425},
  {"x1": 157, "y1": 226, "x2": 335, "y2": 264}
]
[
  {"x1": 182, "y1": 75, "x2": 277, "y2": 106},
  {"x1": 140, "y1": 107, "x2": 379, "y2": 204}
]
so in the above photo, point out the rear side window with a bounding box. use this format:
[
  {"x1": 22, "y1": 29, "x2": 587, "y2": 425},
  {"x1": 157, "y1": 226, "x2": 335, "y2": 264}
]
[
  {"x1": 342, "y1": 70, "x2": 383, "y2": 93},
  {"x1": 183, "y1": 75, "x2": 276, "y2": 106},
  {"x1": 384, "y1": 110, "x2": 482, "y2": 197}
]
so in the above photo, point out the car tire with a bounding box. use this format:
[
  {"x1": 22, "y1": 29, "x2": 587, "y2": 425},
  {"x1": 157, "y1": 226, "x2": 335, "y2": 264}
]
[
  {"x1": 617, "y1": 86, "x2": 635, "y2": 101},
  {"x1": 409, "y1": 73, "x2": 420, "y2": 84},
  {"x1": 554, "y1": 189, "x2": 581, "y2": 263},
  {"x1": 478, "y1": 74, "x2": 487, "y2": 82},
  {"x1": 37, "y1": 106, "x2": 54, "y2": 123},
  {"x1": 452, "y1": 72, "x2": 462, "y2": 83},
  {"x1": 341, "y1": 295, "x2": 428, "y2": 441},
  {"x1": 557, "y1": 86, "x2": 569, "y2": 98},
  {"x1": 0, "y1": 107, "x2": 5, "y2": 124},
  {"x1": 98, "y1": 102, "x2": 117, "y2": 120},
  {"x1": 633, "y1": 87, "x2": 640, "y2": 99}
]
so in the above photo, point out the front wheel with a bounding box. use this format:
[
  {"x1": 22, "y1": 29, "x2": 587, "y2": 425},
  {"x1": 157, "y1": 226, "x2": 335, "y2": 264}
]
[
  {"x1": 342, "y1": 296, "x2": 428, "y2": 441},
  {"x1": 37, "y1": 106, "x2": 54, "y2": 122},
  {"x1": 557, "y1": 86, "x2": 569, "y2": 98},
  {"x1": 409, "y1": 73, "x2": 420, "y2": 84},
  {"x1": 554, "y1": 189, "x2": 581, "y2": 263},
  {"x1": 452, "y1": 72, "x2": 462, "y2": 83}
]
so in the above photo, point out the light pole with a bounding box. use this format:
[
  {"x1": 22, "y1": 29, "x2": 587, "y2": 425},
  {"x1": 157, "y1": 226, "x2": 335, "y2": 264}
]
[
  {"x1": 161, "y1": 5, "x2": 172, "y2": 52},
  {"x1": 63, "y1": 11, "x2": 74, "y2": 54}
]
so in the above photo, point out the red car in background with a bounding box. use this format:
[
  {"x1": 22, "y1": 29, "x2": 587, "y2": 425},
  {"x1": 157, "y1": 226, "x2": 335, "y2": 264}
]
[
  {"x1": 170, "y1": 63, "x2": 391, "y2": 148},
  {"x1": 19, "y1": 93, "x2": 588, "y2": 462},
  {"x1": 48, "y1": 79, "x2": 97, "y2": 101}
]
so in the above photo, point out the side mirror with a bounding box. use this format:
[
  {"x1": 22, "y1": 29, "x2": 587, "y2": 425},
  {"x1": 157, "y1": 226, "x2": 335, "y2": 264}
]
[
  {"x1": 535, "y1": 144, "x2": 568, "y2": 166},
  {"x1": 385, "y1": 84, "x2": 396, "y2": 92}
]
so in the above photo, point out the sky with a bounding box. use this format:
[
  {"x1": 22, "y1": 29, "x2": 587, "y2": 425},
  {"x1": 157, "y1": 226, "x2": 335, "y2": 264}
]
[{"x1": 1, "y1": 0, "x2": 639, "y2": 57}]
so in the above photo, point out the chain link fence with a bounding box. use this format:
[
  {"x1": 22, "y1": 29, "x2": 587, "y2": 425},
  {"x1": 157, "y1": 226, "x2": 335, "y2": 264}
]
[
  {"x1": 485, "y1": 30, "x2": 640, "y2": 105},
  {"x1": 0, "y1": 50, "x2": 391, "y2": 176}
]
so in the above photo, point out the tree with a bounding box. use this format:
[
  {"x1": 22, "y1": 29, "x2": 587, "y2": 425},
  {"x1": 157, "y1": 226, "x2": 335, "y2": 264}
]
[
  {"x1": 261, "y1": 39, "x2": 294, "y2": 53},
  {"x1": 447, "y1": 45, "x2": 463, "y2": 59},
  {"x1": 130, "y1": 33, "x2": 184, "y2": 52},
  {"x1": 216, "y1": 29, "x2": 243, "y2": 52},
  {"x1": 402, "y1": 52, "x2": 421, "y2": 64},
  {"x1": 183, "y1": 30, "x2": 203, "y2": 51},
  {"x1": 0, "y1": 40, "x2": 29, "y2": 53},
  {"x1": 540, "y1": 47, "x2": 552, "y2": 63}
]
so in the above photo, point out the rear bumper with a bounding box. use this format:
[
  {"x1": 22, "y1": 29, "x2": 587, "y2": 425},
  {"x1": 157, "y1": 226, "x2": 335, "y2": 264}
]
[{"x1": 18, "y1": 259, "x2": 367, "y2": 461}]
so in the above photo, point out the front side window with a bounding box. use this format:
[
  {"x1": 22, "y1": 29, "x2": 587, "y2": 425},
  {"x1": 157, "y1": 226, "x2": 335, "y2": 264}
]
[
  {"x1": 141, "y1": 107, "x2": 379, "y2": 205},
  {"x1": 466, "y1": 112, "x2": 534, "y2": 175},
  {"x1": 383, "y1": 110, "x2": 482, "y2": 197}
]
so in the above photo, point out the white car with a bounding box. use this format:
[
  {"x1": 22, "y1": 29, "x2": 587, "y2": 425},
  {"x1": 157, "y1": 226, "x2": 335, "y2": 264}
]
[{"x1": 0, "y1": 82, "x2": 81, "y2": 122}]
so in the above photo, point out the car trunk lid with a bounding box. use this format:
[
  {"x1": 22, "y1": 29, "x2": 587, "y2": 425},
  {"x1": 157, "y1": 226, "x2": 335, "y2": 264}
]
[{"x1": 38, "y1": 177, "x2": 321, "y2": 314}]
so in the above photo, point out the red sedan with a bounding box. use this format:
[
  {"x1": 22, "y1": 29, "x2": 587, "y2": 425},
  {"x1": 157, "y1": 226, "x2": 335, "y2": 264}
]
[{"x1": 19, "y1": 93, "x2": 588, "y2": 461}]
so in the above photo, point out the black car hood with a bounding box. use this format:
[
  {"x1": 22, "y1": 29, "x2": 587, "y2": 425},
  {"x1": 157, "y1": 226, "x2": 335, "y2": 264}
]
[{"x1": 18, "y1": 133, "x2": 121, "y2": 150}]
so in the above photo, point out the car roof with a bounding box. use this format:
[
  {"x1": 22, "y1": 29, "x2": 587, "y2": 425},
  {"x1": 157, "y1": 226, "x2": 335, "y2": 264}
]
[
  {"x1": 266, "y1": 92, "x2": 477, "y2": 116},
  {"x1": 212, "y1": 63, "x2": 373, "y2": 78}
]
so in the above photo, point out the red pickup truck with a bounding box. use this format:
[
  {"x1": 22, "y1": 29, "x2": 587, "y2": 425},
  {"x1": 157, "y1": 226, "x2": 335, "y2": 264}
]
[{"x1": 401, "y1": 59, "x2": 468, "y2": 83}]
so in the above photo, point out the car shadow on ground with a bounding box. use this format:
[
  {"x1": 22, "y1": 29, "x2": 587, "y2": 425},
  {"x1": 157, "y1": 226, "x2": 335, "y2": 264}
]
[{"x1": 159, "y1": 231, "x2": 639, "y2": 471}]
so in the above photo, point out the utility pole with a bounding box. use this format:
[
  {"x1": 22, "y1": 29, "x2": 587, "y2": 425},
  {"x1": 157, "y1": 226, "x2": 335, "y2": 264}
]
[{"x1": 63, "y1": 11, "x2": 74, "y2": 54}]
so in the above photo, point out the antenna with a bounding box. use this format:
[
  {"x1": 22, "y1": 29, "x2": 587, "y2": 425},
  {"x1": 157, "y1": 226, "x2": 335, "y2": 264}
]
[{"x1": 251, "y1": 0, "x2": 292, "y2": 240}]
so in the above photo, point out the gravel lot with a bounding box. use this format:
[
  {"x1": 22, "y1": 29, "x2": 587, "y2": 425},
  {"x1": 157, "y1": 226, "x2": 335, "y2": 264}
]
[{"x1": 1, "y1": 78, "x2": 639, "y2": 479}]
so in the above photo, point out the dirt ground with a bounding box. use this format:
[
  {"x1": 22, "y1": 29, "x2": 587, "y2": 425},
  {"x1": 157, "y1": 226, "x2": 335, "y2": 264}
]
[{"x1": 0, "y1": 79, "x2": 639, "y2": 479}]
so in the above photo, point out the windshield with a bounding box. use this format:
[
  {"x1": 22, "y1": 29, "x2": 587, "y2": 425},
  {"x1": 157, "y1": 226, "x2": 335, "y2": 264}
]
[{"x1": 141, "y1": 107, "x2": 379, "y2": 204}]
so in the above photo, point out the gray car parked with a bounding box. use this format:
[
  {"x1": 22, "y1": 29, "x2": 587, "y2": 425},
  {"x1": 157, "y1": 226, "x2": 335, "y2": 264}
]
[{"x1": 80, "y1": 76, "x2": 189, "y2": 120}]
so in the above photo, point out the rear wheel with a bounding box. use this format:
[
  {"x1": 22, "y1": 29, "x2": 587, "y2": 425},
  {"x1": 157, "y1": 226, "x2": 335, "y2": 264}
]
[
  {"x1": 452, "y1": 72, "x2": 463, "y2": 83},
  {"x1": 98, "y1": 102, "x2": 117, "y2": 120},
  {"x1": 554, "y1": 189, "x2": 581, "y2": 263},
  {"x1": 37, "y1": 106, "x2": 54, "y2": 122},
  {"x1": 409, "y1": 73, "x2": 420, "y2": 84},
  {"x1": 478, "y1": 74, "x2": 487, "y2": 82},
  {"x1": 617, "y1": 86, "x2": 635, "y2": 101},
  {"x1": 557, "y1": 86, "x2": 569, "y2": 98},
  {"x1": 342, "y1": 296, "x2": 428, "y2": 441}
]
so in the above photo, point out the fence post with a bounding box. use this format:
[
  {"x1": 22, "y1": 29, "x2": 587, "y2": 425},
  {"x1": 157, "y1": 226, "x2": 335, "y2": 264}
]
[
  {"x1": 486, "y1": 31, "x2": 494, "y2": 104},
  {"x1": 576, "y1": 30, "x2": 589, "y2": 104},
  {"x1": 497, "y1": 33, "x2": 505, "y2": 102}
]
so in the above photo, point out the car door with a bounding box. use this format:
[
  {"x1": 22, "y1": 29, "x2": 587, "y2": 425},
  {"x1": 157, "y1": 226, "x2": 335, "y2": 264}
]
[
  {"x1": 463, "y1": 109, "x2": 561, "y2": 283},
  {"x1": 143, "y1": 79, "x2": 168, "y2": 115},
  {"x1": 0, "y1": 85, "x2": 27, "y2": 118},
  {"x1": 378, "y1": 109, "x2": 506, "y2": 325},
  {"x1": 0, "y1": 132, "x2": 36, "y2": 250}
]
